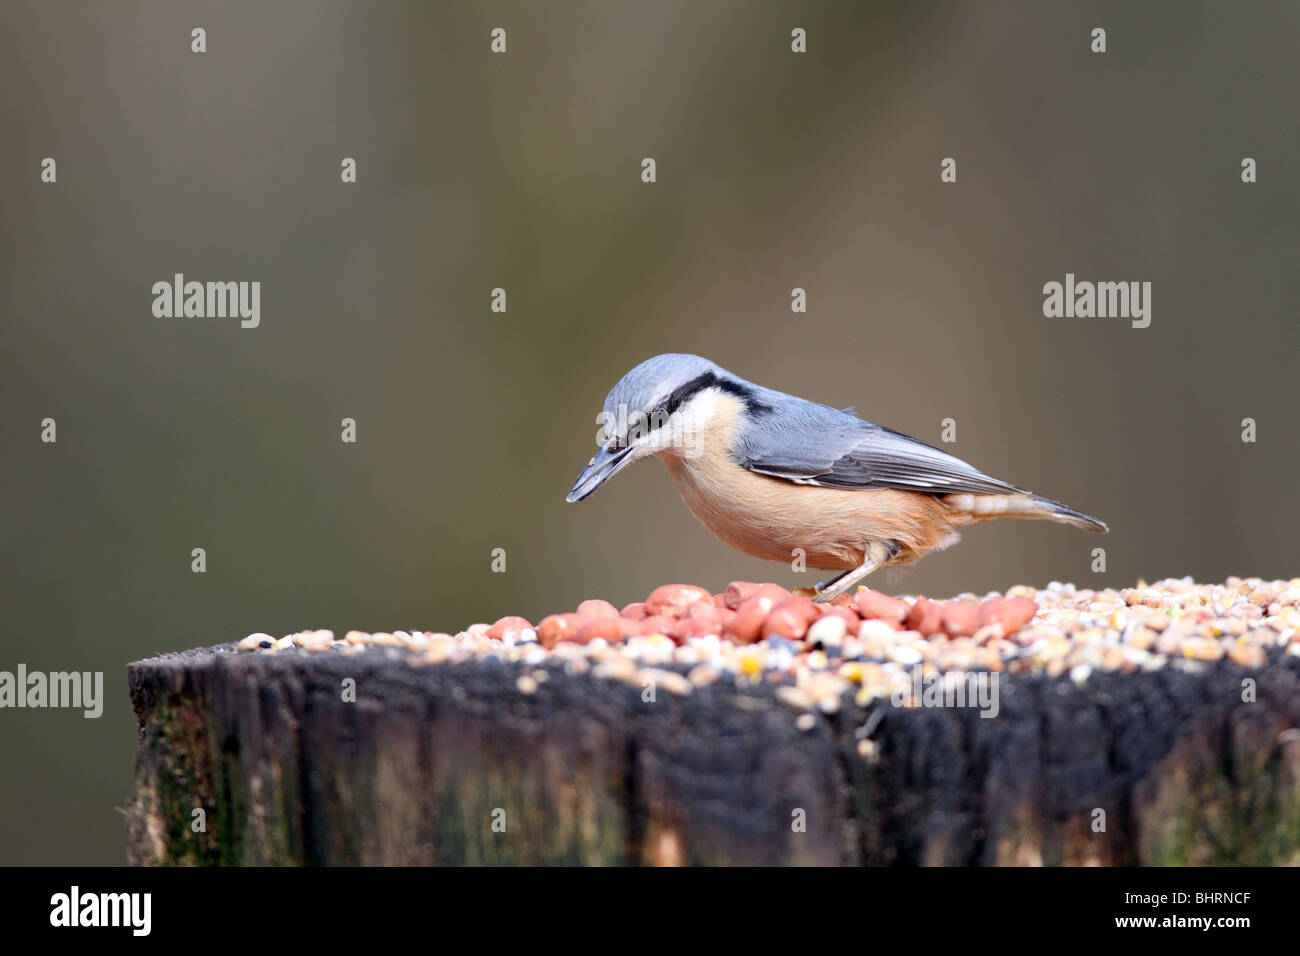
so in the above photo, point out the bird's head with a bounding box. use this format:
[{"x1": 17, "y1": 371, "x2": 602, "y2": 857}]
[{"x1": 566, "y1": 353, "x2": 758, "y2": 502}]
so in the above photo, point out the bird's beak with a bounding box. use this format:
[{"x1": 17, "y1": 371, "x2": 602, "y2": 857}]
[{"x1": 566, "y1": 443, "x2": 636, "y2": 503}]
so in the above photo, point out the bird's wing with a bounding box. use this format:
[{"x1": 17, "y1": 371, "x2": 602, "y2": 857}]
[{"x1": 734, "y1": 403, "x2": 1024, "y2": 496}]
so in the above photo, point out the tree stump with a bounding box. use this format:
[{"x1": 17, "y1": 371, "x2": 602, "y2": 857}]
[{"x1": 126, "y1": 642, "x2": 1300, "y2": 865}]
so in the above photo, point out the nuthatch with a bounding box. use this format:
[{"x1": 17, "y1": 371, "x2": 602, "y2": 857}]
[{"x1": 567, "y1": 354, "x2": 1107, "y2": 602}]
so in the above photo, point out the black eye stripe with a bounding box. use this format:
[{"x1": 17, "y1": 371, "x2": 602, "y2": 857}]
[
  {"x1": 660, "y1": 372, "x2": 772, "y2": 417},
  {"x1": 610, "y1": 372, "x2": 773, "y2": 446}
]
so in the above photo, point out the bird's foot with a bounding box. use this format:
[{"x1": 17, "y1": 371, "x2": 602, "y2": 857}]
[{"x1": 812, "y1": 560, "x2": 878, "y2": 604}]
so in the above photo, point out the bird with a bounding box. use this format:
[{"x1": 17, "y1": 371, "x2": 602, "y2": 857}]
[{"x1": 566, "y1": 354, "x2": 1107, "y2": 602}]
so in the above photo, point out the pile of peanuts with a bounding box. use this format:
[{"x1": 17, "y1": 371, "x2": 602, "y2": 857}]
[
  {"x1": 507, "y1": 582, "x2": 1038, "y2": 650},
  {"x1": 235, "y1": 578, "x2": 1300, "y2": 714}
]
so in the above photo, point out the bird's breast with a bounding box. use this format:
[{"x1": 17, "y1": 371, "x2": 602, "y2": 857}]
[
  {"x1": 660, "y1": 449, "x2": 899, "y2": 569},
  {"x1": 658, "y1": 444, "x2": 959, "y2": 571}
]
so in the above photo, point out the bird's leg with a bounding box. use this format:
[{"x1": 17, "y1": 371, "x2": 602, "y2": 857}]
[
  {"x1": 814, "y1": 568, "x2": 850, "y2": 592},
  {"x1": 812, "y1": 557, "x2": 879, "y2": 604}
]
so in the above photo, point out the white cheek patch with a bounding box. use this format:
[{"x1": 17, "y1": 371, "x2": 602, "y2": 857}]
[{"x1": 631, "y1": 388, "x2": 718, "y2": 459}]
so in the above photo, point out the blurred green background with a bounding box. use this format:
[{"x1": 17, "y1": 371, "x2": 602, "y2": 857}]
[{"x1": 2, "y1": 1, "x2": 1297, "y2": 864}]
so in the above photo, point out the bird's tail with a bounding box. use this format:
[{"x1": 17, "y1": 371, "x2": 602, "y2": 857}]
[{"x1": 941, "y1": 493, "x2": 1108, "y2": 533}]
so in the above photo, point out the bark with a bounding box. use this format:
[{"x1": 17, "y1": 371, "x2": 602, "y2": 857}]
[{"x1": 125, "y1": 646, "x2": 1300, "y2": 865}]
